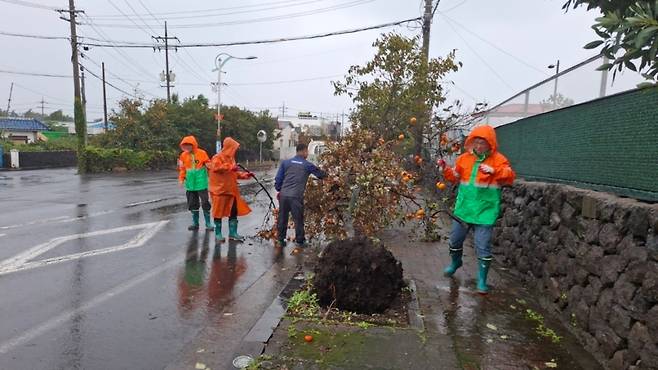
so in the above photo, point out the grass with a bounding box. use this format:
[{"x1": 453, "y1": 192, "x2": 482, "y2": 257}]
[{"x1": 525, "y1": 309, "x2": 562, "y2": 344}]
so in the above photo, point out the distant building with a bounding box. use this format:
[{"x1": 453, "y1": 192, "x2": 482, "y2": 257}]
[
  {"x1": 476, "y1": 104, "x2": 550, "y2": 127},
  {"x1": 273, "y1": 120, "x2": 299, "y2": 161},
  {"x1": 0, "y1": 117, "x2": 49, "y2": 144},
  {"x1": 64, "y1": 121, "x2": 115, "y2": 135}
]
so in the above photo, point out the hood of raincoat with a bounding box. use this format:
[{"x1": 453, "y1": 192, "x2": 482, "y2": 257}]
[
  {"x1": 220, "y1": 137, "x2": 240, "y2": 159},
  {"x1": 180, "y1": 135, "x2": 199, "y2": 151},
  {"x1": 464, "y1": 125, "x2": 497, "y2": 153}
]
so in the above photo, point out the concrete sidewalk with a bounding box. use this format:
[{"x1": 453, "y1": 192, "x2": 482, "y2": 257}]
[{"x1": 254, "y1": 224, "x2": 602, "y2": 370}]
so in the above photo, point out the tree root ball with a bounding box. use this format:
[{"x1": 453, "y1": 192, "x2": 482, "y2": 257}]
[{"x1": 312, "y1": 237, "x2": 405, "y2": 314}]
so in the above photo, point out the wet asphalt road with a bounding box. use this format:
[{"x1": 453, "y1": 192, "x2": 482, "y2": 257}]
[{"x1": 0, "y1": 168, "x2": 296, "y2": 370}]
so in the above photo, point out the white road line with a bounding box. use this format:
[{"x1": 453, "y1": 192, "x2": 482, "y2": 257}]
[
  {"x1": 0, "y1": 256, "x2": 180, "y2": 354},
  {"x1": 125, "y1": 197, "x2": 176, "y2": 208},
  {"x1": 0, "y1": 221, "x2": 169, "y2": 276},
  {"x1": 0, "y1": 210, "x2": 114, "y2": 231}
]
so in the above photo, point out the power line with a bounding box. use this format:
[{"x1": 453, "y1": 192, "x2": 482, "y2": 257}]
[
  {"x1": 0, "y1": 0, "x2": 60, "y2": 10},
  {"x1": 89, "y1": 0, "x2": 328, "y2": 21},
  {"x1": 439, "y1": 12, "x2": 549, "y2": 76},
  {"x1": 80, "y1": 63, "x2": 142, "y2": 99},
  {"x1": 0, "y1": 31, "x2": 68, "y2": 40},
  {"x1": 0, "y1": 68, "x2": 71, "y2": 78},
  {"x1": 442, "y1": 16, "x2": 515, "y2": 91},
  {"x1": 87, "y1": 0, "x2": 316, "y2": 18},
  {"x1": 78, "y1": 17, "x2": 421, "y2": 48},
  {"x1": 80, "y1": 0, "x2": 377, "y2": 29},
  {"x1": 81, "y1": 55, "x2": 159, "y2": 98}
]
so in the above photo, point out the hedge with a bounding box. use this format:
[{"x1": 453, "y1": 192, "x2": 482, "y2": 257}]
[{"x1": 83, "y1": 146, "x2": 177, "y2": 172}]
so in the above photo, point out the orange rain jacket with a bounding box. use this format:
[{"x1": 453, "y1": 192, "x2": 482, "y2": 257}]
[
  {"x1": 208, "y1": 137, "x2": 252, "y2": 219},
  {"x1": 178, "y1": 136, "x2": 210, "y2": 191},
  {"x1": 443, "y1": 125, "x2": 515, "y2": 225}
]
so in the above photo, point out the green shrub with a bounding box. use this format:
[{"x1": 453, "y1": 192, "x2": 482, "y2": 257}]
[{"x1": 83, "y1": 146, "x2": 177, "y2": 173}]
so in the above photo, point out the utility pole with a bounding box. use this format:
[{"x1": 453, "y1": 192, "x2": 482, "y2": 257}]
[
  {"x1": 280, "y1": 102, "x2": 287, "y2": 117},
  {"x1": 153, "y1": 21, "x2": 178, "y2": 103},
  {"x1": 61, "y1": 0, "x2": 86, "y2": 172},
  {"x1": 40, "y1": 97, "x2": 45, "y2": 117},
  {"x1": 80, "y1": 66, "x2": 87, "y2": 127},
  {"x1": 102, "y1": 62, "x2": 108, "y2": 130},
  {"x1": 415, "y1": 0, "x2": 436, "y2": 157},
  {"x1": 6, "y1": 82, "x2": 13, "y2": 115}
]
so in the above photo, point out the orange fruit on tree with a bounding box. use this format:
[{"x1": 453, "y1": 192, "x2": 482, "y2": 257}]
[
  {"x1": 304, "y1": 335, "x2": 314, "y2": 343},
  {"x1": 398, "y1": 133, "x2": 405, "y2": 140},
  {"x1": 409, "y1": 117, "x2": 417, "y2": 125},
  {"x1": 436, "y1": 182, "x2": 447, "y2": 190},
  {"x1": 416, "y1": 208, "x2": 425, "y2": 217}
]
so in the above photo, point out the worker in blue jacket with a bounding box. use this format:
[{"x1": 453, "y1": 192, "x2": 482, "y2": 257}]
[{"x1": 275, "y1": 143, "x2": 327, "y2": 248}]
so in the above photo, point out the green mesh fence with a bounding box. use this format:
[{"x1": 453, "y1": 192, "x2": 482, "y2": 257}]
[{"x1": 495, "y1": 87, "x2": 658, "y2": 202}]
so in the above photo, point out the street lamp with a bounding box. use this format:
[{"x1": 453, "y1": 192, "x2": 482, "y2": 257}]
[
  {"x1": 548, "y1": 60, "x2": 560, "y2": 107},
  {"x1": 212, "y1": 53, "x2": 257, "y2": 153}
]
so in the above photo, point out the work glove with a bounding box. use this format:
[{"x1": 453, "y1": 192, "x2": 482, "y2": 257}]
[
  {"x1": 231, "y1": 165, "x2": 240, "y2": 172},
  {"x1": 277, "y1": 192, "x2": 281, "y2": 201},
  {"x1": 479, "y1": 164, "x2": 495, "y2": 175}
]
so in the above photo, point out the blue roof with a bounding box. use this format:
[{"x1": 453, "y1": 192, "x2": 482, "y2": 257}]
[{"x1": 0, "y1": 117, "x2": 49, "y2": 132}]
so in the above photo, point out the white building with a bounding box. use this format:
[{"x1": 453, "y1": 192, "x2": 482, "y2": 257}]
[
  {"x1": 273, "y1": 121, "x2": 299, "y2": 161},
  {"x1": 0, "y1": 117, "x2": 49, "y2": 144}
]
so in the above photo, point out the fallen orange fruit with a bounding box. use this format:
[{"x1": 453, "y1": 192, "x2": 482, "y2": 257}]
[
  {"x1": 304, "y1": 335, "x2": 314, "y2": 343},
  {"x1": 436, "y1": 182, "x2": 446, "y2": 190}
]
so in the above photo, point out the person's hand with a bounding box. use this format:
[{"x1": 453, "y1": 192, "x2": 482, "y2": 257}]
[
  {"x1": 178, "y1": 181, "x2": 184, "y2": 188},
  {"x1": 204, "y1": 162, "x2": 212, "y2": 169},
  {"x1": 231, "y1": 165, "x2": 240, "y2": 172},
  {"x1": 479, "y1": 164, "x2": 494, "y2": 175},
  {"x1": 436, "y1": 159, "x2": 447, "y2": 169},
  {"x1": 277, "y1": 192, "x2": 280, "y2": 201},
  {"x1": 247, "y1": 172, "x2": 255, "y2": 178}
]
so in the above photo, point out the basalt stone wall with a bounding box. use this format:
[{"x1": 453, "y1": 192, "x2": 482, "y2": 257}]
[{"x1": 493, "y1": 180, "x2": 658, "y2": 370}]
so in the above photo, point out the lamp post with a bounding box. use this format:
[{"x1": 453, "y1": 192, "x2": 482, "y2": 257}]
[
  {"x1": 213, "y1": 53, "x2": 257, "y2": 153},
  {"x1": 548, "y1": 59, "x2": 560, "y2": 108}
]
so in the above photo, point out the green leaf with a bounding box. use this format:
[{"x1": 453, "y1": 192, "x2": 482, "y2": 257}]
[
  {"x1": 635, "y1": 26, "x2": 658, "y2": 49},
  {"x1": 584, "y1": 40, "x2": 605, "y2": 49},
  {"x1": 624, "y1": 60, "x2": 638, "y2": 71},
  {"x1": 596, "y1": 63, "x2": 614, "y2": 71},
  {"x1": 636, "y1": 81, "x2": 656, "y2": 88}
]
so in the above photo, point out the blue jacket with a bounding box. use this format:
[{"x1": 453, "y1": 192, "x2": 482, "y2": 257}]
[{"x1": 275, "y1": 155, "x2": 327, "y2": 198}]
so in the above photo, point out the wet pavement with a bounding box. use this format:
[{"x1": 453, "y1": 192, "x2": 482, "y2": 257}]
[{"x1": 0, "y1": 168, "x2": 297, "y2": 370}]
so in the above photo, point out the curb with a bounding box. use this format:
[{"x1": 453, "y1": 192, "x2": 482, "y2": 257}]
[{"x1": 407, "y1": 279, "x2": 425, "y2": 332}]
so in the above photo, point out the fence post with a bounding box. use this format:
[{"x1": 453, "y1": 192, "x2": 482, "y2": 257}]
[
  {"x1": 10, "y1": 149, "x2": 19, "y2": 169},
  {"x1": 0, "y1": 144, "x2": 3, "y2": 168}
]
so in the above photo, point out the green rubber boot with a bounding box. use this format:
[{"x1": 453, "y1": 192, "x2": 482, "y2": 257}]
[
  {"x1": 188, "y1": 211, "x2": 200, "y2": 231},
  {"x1": 476, "y1": 257, "x2": 492, "y2": 295},
  {"x1": 203, "y1": 210, "x2": 214, "y2": 231},
  {"x1": 443, "y1": 248, "x2": 463, "y2": 277},
  {"x1": 214, "y1": 219, "x2": 224, "y2": 242},
  {"x1": 228, "y1": 219, "x2": 244, "y2": 242}
]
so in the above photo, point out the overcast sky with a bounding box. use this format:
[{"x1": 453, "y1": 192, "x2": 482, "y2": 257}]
[{"x1": 0, "y1": 0, "x2": 638, "y2": 121}]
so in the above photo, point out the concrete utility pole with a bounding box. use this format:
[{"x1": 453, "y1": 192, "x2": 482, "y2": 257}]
[
  {"x1": 40, "y1": 97, "x2": 45, "y2": 117},
  {"x1": 415, "y1": 0, "x2": 436, "y2": 157},
  {"x1": 280, "y1": 102, "x2": 287, "y2": 117},
  {"x1": 153, "y1": 21, "x2": 178, "y2": 103},
  {"x1": 80, "y1": 65, "x2": 87, "y2": 126},
  {"x1": 6, "y1": 82, "x2": 13, "y2": 115},
  {"x1": 62, "y1": 0, "x2": 87, "y2": 172},
  {"x1": 102, "y1": 62, "x2": 108, "y2": 130}
]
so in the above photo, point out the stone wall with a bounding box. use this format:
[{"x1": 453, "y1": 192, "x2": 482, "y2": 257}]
[{"x1": 494, "y1": 180, "x2": 658, "y2": 370}]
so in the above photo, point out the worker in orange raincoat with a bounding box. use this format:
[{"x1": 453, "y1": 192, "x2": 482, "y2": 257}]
[
  {"x1": 178, "y1": 135, "x2": 214, "y2": 231},
  {"x1": 438, "y1": 125, "x2": 515, "y2": 294},
  {"x1": 207, "y1": 137, "x2": 253, "y2": 242}
]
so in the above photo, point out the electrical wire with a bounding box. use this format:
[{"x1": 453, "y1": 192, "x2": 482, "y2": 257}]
[
  {"x1": 80, "y1": 63, "x2": 142, "y2": 99},
  {"x1": 78, "y1": 17, "x2": 421, "y2": 48},
  {"x1": 439, "y1": 12, "x2": 550, "y2": 76},
  {"x1": 442, "y1": 16, "x2": 515, "y2": 91},
  {"x1": 0, "y1": 0, "x2": 60, "y2": 10},
  {"x1": 89, "y1": 0, "x2": 329, "y2": 21},
  {"x1": 79, "y1": 14, "x2": 156, "y2": 78},
  {"x1": 0, "y1": 31, "x2": 68, "y2": 40},
  {"x1": 0, "y1": 68, "x2": 71, "y2": 78},
  {"x1": 87, "y1": 0, "x2": 316, "y2": 18},
  {"x1": 81, "y1": 55, "x2": 159, "y2": 98},
  {"x1": 80, "y1": 0, "x2": 377, "y2": 29}
]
